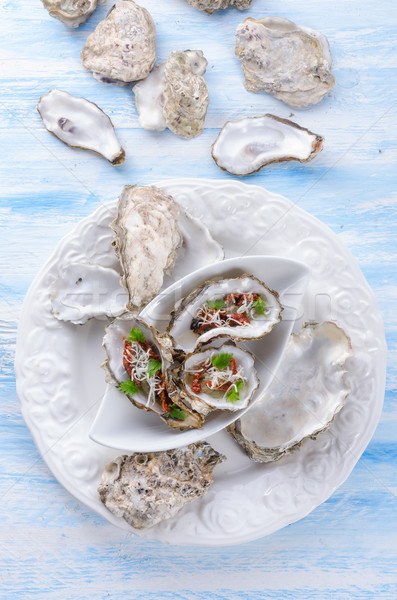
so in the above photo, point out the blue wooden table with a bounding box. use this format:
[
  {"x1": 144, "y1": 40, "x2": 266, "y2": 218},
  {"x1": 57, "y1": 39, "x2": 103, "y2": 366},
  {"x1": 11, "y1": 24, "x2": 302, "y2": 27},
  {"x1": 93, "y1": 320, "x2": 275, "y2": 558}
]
[{"x1": 1, "y1": 0, "x2": 396, "y2": 597}]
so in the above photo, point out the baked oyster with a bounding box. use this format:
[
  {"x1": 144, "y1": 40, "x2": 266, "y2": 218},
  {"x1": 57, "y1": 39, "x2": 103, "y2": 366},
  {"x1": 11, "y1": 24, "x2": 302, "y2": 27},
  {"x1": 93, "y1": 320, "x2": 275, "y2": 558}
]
[
  {"x1": 37, "y1": 89, "x2": 125, "y2": 164},
  {"x1": 103, "y1": 314, "x2": 204, "y2": 429},
  {"x1": 228, "y1": 322, "x2": 353, "y2": 462},
  {"x1": 186, "y1": 0, "x2": 253, "y2": 14},
  {"x1": 133, "y1": 50, "x2": 209, "y2": 139},
  {"x1": 112, "y1": 185, "x2": 181, "y2": 310},
  {"x1": 235, "y1": 16, "x2": 335, "y2": 107},
  {"x1": 81, "y1": 0, "x2": 156, "y2": 85},
  {"x1": 168, "y1": 274, "x2": 282, "y2": 352},
  {"x1": 41, "y1": 0, "x2": 98, "y2": 27},
  {"x1": 212, "y1": 114, "x2": 323, "y2": 176},
  {"x1": 178, "y1": 343, "x2": 259, "y2": 415},
  {"x1": 50, "y1": 263, "x2": 128, "y2": 325},
  {"x1": 98, "y1": 442, "x2": 225, "y2": 529}
]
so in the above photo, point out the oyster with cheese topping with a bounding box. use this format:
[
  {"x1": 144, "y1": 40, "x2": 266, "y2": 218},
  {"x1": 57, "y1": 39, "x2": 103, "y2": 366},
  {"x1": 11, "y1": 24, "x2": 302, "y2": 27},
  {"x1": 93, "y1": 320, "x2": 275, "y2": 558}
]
[
  {"x1": 81, "y1": 0, "x2": 156, "y2": 85},
  {"x1": 235, "y1": 16, "x2": 335, "y2": 107},
  {"x1": 133, "y1": 50, "x2": 209, "y2": 138},
  {"x1": 168, "y1": 274, "x2": 282, "y2": 353}
]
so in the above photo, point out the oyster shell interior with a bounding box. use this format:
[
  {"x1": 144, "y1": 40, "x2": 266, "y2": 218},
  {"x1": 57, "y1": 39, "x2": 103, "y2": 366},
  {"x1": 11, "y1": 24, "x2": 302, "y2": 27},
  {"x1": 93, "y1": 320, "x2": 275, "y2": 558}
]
[
  {"x1": 41, "y1": 0, "x2": 98, "y2": 27},
  {"x1": 50, "y1": 262, "x2": 128, "y2": 325},
  {"x1": 133, "y1": 50, "x2": 209, "y2": 139},
  {"x1": 168, "y1": 274, "x2": 282, "y2": 353},
  {"x1": 180, "y1": 343, "x2": 259, "y2": 413},
  {"x1": 98, "y1": 442, "x2": 225, "y2": 529},
  {"x1": 187, "y1": 0, "x2": 253, "y2": 14},
  {"x1": 37, "y1": 89, "x2": 125, "y2": 164},
  {"x1": 227, "y1": 322, "x2": 353, "y2": 462},
  {"x1": 235, "y1": 16, "x2": 335, "y2": 107},
  {"x1": 81, "y1": 0, "x2": 156, "y2": 85},
  {"x1": 212, "y1": 114, "x2": 324, "y2": 176}
]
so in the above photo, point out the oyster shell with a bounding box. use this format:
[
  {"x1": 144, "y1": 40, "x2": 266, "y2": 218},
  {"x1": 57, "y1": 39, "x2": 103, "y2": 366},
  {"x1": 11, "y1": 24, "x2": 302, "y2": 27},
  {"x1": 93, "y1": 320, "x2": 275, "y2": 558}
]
[
  {"x1": 235, "y1": 17, "x2": 335, "y2": 107},
  {"x1": 41, "y1": 0, "x2": 98, "y2": 27},
  {"x1": 212, "y1": 114, "x2": 323, "y2": 176},
  {"x1": 133, "y1": 50, "x2": 209, "y2": 139},
  {"x1": 98, "y1": 442, "x2": 225, "y2": 529},
  {"x1": 179, "y1": 343, "x2": 259, "y2": 414},
  {"x1": 112, "y1": 185, "x2": 181, "y2": 310},
  {"x1": 50, "y1": 262, "x2": 128, "y2": 325},
  {"x1": 103, "y1": 314, "x2": 204, "y2": 429},
  {"x1": 227, "y1": 322, "x2": 353, "y2": 462},
  {"x1": 81, "y1": 0, "x2": 156, "y2": 85},
  {"x1": 168, "y1": 274, "x2": 282, "y2": 353},
  {"x1": 187, "y1": 0, "x2": 253, "y2": 14},
  {"x1": 37, "y1": 89, "x2": 125, "y2": 164}
]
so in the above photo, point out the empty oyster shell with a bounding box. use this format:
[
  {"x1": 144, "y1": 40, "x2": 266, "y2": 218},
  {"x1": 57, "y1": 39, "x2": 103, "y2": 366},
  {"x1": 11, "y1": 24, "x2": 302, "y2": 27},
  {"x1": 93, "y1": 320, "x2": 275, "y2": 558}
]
[
  {"x1": 212, "y1": 114, "x2": 324, "y2": 176},
  {"x1": 98, "y1": 442, "x2": 225, "y2": 529},
  {"x1": 41, "y1": 0, "x2": 98, "y2": 27},
  {"x1": 37, "y1": 89, "x2": 125, "y2": 164},
  {"x1": 133, "y1": 50, "x2": 209, "y2": 139},
  {"x1": 227, "y1": 322, "x2": 353, "y2": 462},
  {"x1": 179, "y1": 343, "x2": 259, "y2": 414},
  {"x1": 168, "y1": 274, "x2": 282, "y2": 353},
  {"x1": 111, "y1": 185, "x2": 181, "y2": 310},
  {"x1": 235, "y1": 17, "x2": 335, "y2": 107},
  {"x1": 103, "y1": 314, "x2": 204, "y2": 429},
  {"x1": 187, "y1": 0, "x2": 253, "y2": 14},
  {"x1": 81, "y1": 0, "x2": 156, "y2": 85},
  {"x1": 50, "y1": 263, "x2": 128, "y2": 325}
]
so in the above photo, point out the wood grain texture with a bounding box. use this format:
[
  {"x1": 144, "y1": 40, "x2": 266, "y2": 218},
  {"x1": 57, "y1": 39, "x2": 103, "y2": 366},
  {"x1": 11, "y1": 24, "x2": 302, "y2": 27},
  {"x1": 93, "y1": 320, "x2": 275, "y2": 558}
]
[{"x1": 0, "y1": 0, "x2": 396, "y2": 597}]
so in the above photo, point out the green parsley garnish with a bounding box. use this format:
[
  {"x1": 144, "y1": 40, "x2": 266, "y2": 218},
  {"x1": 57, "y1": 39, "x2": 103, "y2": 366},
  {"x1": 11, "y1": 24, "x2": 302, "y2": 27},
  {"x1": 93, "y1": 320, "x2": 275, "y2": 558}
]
[
  {"x1": 126, "y1": 327, "x2": 146, "y2": 343},
  {"x1": 147, "y1": 358, "x2": 162, "y2": 378},
  {"x1": 207, "y1": 299, "x2": 225, "y2": 310},
  {"x1": 253, "y1": 296, "x2": 267, "y2": 316},
  {"x1": 211, "y1": 352, "x2": 233, "y2": 370},
  {"x1": 226, "y1": 379, "x2": 243, "y2": 403},
  {"x1": 118, "y1": 380, "x2": 139, "y2": 395},
  {"x1": 168, "y1": 403, "x2": 186, "y2": 420}
]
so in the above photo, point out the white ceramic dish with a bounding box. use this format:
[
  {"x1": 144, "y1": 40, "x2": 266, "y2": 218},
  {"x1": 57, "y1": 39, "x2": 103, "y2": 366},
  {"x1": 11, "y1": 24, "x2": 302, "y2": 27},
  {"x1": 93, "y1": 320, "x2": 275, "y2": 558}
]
[
  {"x1": 15, "y1": 179, "x2": 386, "y2": 546},
  {"x1": 90, "y1": 255, "x2": 310, "y2": 452}
]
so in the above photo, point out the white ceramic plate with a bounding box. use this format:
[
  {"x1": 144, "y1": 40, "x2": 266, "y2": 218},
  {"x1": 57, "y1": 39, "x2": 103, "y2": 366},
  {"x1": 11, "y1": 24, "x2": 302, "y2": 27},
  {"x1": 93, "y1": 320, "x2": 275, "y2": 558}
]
[{"x1": 15, "y1": 179, "x2": 386, "y2": 546}]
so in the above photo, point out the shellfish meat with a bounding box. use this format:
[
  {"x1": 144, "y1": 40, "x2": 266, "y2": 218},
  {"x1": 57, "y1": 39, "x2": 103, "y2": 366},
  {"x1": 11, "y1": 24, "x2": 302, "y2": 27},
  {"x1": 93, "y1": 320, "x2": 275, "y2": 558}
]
[
  {"x1": 227, "y1": 322, "x2": 353, "y2": 462},
  {"x1": 235, "y1": 16, "x2": 335, "y2": 107},
  {"x1": 41, "y1": 0, "x2": 98, "y2": 27},
  {"x1": 50, "y1": 262, "x2": 128, "y2": 325},
  {"x1": 103, "y1": 314, "x2": 204, "y2": 429},
  {"x1": 212, "y1": 114, "x2": 323, "y2": 176},
  {"x1": 133, "y1": 50, "x2": 209, "y2": 139},
  {"x1": 168, "y1": 274, "x2": 282, "y2": 353},
  {"x1": 179, "y1": 343, "x2": 259, "y2": 415},
  {"x1": 81, "y1": 0, "x2": 156, "y2": 85},
  {"x1": 111, "y1": 185, "x2": 181, "y2": 310},
  {"x1": 187, "y1": 0, "x2": 253, "y2": 14},
  {"x1": 37, "y1": 89, "x2": 125, "y2": 164},
  {"x1": 98, "y1": 442, "x2": 225, "y2": 529}
]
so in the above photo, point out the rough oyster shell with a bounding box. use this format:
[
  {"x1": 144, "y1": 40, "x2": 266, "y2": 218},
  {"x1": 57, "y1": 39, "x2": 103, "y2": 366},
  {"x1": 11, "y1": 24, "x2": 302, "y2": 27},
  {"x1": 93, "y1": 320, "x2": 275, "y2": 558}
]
[
  {"x1": 41, "y1": 0, "x2": 98, "y2": 27},
  {"x1": 179, "y1": 343, "x2": 259, "y2": 414},
  {"x1": 81, "y1": 0, "x2": 156, "y2": 85},
  {"x1": 98, "y1": 442, "x2": 225, "y2": 529},
  {"x1": 235, "y1": 16, "x2": 335, "y2": 107},
  {"x1": 187, "y1": 0, "x2": 253, "y2": 14},
  {"x1": 112, "y1": 185, "x2": 181, "y2": 310},
  {"x1": 133, "y1": 50, "x2": 209, "y2": 139},
  {"x1": 227, "y1": 322, "x2": 353, "y2": 462},
  {"x1": 103, "y1": 314, "x2": 204, "y2": 429},
  {"x1": 212, "y1": 114, "x2": 323, "y2": 176},
  {"x1": 50, "y1": 262, "x2": 128, "y2": 325},
  {"x1": 168, "y1": 274, "x2": 282, "y2": 353},
  {"x1": 37, "y1": 89, "x2": 125, "y2": 164}
]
